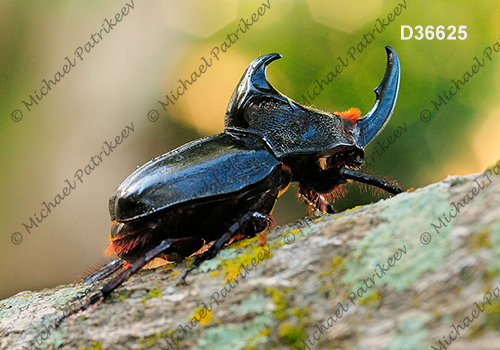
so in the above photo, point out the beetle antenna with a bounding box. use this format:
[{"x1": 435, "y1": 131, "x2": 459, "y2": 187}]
[
  {"x1": 57, "y1": 240, "x2": 172, "y2": 327},
  {"x1": 339, "y1": 168, "x2": 402, "y2": 195}
]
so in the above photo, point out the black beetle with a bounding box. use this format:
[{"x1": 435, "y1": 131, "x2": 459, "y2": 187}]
[{"x1": 61, "y1": 46, "x2": 402, "y2": 321}]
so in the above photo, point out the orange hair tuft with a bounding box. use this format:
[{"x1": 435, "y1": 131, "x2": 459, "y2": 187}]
[
  {"x1": 104, "y1": 243, "x2": 115, "y2": 257},
  {"x1": 336, "y1": 107, "x2": 362, "y2": 126}
]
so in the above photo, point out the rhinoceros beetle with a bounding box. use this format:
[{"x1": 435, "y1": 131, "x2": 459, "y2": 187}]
[{"x1": 61, "y1": 46, "x2": 402, "y2": 322}]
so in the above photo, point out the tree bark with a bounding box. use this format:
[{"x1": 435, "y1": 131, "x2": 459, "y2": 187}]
[{"x1": 2, "y1": 168, "x2": 500, "y2": 350}]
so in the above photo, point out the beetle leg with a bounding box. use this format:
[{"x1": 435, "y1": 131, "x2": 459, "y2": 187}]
[
  {"x1": 339, "y1": 168, "x2": 403, "y2": 195},
  {"x1": 85, "y1": 258, "x2": 124, "y2": 283},
  {"x1": 180, "y1": 211, "x2": 271, "y2": 283},
  {"x1": 251, "y1": 211, "x2": 275, "y2": 231},
  {"x1": 298, "y1": 187, "x2": 336, "y2": 214},
  {"x1": 58, "y1": 239, "x2": 172, "y2": 326}
]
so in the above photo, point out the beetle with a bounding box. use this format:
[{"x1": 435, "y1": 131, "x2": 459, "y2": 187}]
[{"x1": 61, "y1": 46, "x2": 402, "y2": 322}]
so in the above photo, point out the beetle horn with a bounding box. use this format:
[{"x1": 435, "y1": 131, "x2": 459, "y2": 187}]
[
  {"x1": 225, "y1": 53, "x2": 285, "y2": 127},
  {"x1": 352, "y1": 46, "x2": 400, "y2": 149}
]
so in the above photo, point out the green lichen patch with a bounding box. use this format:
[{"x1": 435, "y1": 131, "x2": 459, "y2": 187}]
[
  {"x1": 229, "y1": 236, "x2": 260, "y2": 250},
  {"x1": 80, "y1": 341, "x2": 103, "y2": 350},
  {"x1": 264, "y1": 287, "x2": 310, "y2": 348},
  {"x1": 465, "y1": 229, "x2": 491, "y2": 252},
  {"x1": 147, "y1": 287, "x2": 163, "y2": 299},
  {"x1": 217, "y1": 243, "x2": 272, "y2": 284},
  {"x1": 229, "y1": 294, "x2": 268, "y2": 316},
  {"x1": 196, "y1": 240, "x2": 249, "y2": 273},
  {"x1": 265, "y1": 287, "x2": 290, "y2": 321},
  {"x1": 359, "y1": 289, "x2": 383, "y2": 308},
  {"x1": 0, "y1": 284, "x2": 94, "y2": 318},
  {"x1": 137, "y1": 333, "x2": 166, "y2": 350},
  {"x1": 141, "y1": 287, "x2": 163, "y2": 303},
  {"x1": 278, "y1": 322, "x2": 306, "y2": 345},
  {"x1": 487, "y1": 221, "x2": 500, "y2": 274},
  {"x1": 387, "y1": 312, "x2": 431, "y2": 350},
  {"x1": 118, "y1": 289, "x2": 130, "y2": 302},
  {"x1": 192, "y1": 294, "x2": 274, "y2": 350},
  {"x1": 342, "y1": 183, "x2": 453, "y2": 293},
  {"x1": 318, "y1": 255, "x2": 345, "y2": 278},
  {"x1": 482, "y1": 300, "x2": 500, "y2": 331},
  {"x1": 192, "y1": 314, "x2": 273, "y2": 350},
  {"x1": 316, "y1": 256, "x2": 349, "y2": 299}
]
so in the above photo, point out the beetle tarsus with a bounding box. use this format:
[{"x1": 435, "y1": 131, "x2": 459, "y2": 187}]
[
  {"x1": 59, "y1": 240, "x2": 173, "y2": 323},
  {"x1": 56, "y1": 291, "x2": 104, "y2": 327},
  {"x1": 298, "y1": 188, "x2": 337, "y2": 214}
]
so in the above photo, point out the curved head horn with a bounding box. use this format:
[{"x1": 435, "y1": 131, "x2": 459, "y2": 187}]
[
  {"x1": 225, "y1": 53, "x2": 285, "y2": 127},
  {"x1": 352, "y1": 46, "x2": 400, "y2": 148}
]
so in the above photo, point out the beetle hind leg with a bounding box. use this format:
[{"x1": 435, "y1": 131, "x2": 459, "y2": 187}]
[
  {"x1": 57, "y1": 239, "x2": 173, "y2": 326},
  {"x1": 85, "y1": 258, "x2": 125, "y2": 283},
  {"x1": 180, "y1": 211, "x2": 272, "y2": 283}
]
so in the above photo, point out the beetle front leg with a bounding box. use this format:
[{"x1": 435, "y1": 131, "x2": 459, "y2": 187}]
[
  {"x1": 297, "y1": 162, "x2": 402, "y2": 215},
  {"x1": 298, "y1": 187, "x2": 336, "y2": 214},
  {"x1": 180, "y1": 211, "x2": 272, "y2": 283},
  {"x1": 338, "y1": 168, "x2": 403, "y2": 195}
]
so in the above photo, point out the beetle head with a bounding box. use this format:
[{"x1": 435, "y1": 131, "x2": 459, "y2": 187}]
[{"x1": 224, "y1": 47, "x2": 400, "y2": 158}]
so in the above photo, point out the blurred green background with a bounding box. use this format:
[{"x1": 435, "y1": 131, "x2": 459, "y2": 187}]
[{"x1": 1, "y1": 0, "x2": 500, "y2": 300}]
